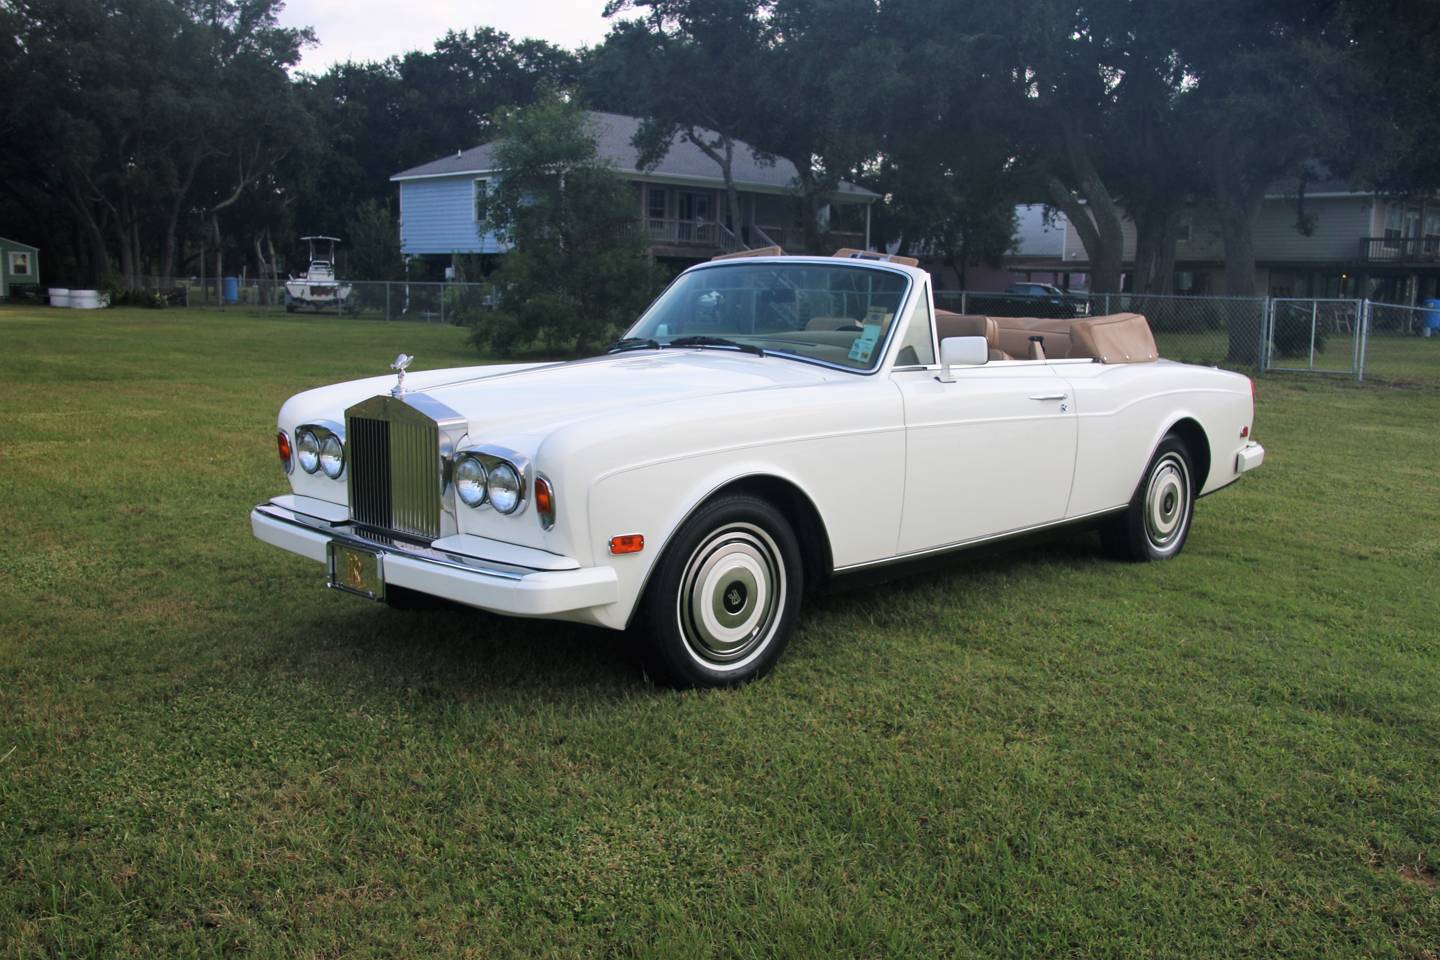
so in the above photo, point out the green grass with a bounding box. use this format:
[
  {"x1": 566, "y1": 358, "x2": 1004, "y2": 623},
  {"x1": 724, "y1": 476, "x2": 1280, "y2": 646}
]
[{"x1": 2, "y1": 304, "x2": 1438, "y2": 958}]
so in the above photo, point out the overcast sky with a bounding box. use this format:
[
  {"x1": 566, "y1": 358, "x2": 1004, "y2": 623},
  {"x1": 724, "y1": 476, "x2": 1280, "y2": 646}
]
[{"x1": 278, "y1": 0, "x2": 619, "y2": 72}]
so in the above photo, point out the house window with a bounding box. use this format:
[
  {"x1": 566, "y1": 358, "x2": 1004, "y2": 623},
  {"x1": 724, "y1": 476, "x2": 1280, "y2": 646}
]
[
  {"x1": 647, "y1": 186, "x2": 667, "y2": 223},
  {"x1": 8, "y1": 252, "x2": 30, "y2": 276},
  {"x1": 1384, "y1": 204, "x2": 1403, "y2": 249},
  {"x1": 474, "y1": 179, "x2": 489, "y2": 223},
  {"x1": 1175, "y1": 218, "x2": 1192, "y2": 243}
]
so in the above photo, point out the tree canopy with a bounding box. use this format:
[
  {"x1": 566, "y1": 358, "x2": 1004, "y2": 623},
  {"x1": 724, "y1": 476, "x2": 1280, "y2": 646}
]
[{"x1": 1, "y1": 0, "x2": 1436, "y2": 299}]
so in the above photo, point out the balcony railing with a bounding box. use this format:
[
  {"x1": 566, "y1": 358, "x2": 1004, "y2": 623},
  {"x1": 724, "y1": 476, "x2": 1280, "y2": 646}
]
[
  {"x1": 1358, "y1": 236, "x2": 1440, "y2": 262},
  {"x1": 646, "y1": 218, "x2": 723, "y2": 246},
  {"x1": 643, "y1": 218, "x2": 866, "y2": 255}
]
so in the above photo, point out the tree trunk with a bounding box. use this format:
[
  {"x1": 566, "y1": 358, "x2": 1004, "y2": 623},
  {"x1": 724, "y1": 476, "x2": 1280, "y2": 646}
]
[
  {"x1": 719, "y1": 138, "x2": 744, "y2": 249},
  {"x1": 1134, "y1": 206, "x2": 1180, "y2": 295},
  {"x1": 1047, "y1": 177, "x2": 1123, "y2": 295},
  {"x1": 1216, "y1": 188, "x2": 1265, "y2": 364},
  {"x1": 1053, "y1": 115, "x2": 1126, "y2": 294},
  {"x1": 686, "y1": 128, "x2": 747, "y2": 251}
]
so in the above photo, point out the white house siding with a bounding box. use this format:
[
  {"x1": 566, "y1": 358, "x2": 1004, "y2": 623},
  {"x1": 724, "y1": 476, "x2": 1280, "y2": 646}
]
[
  {"x1": 398, "y1": 177, "x2": 505, "y2": 256},
  {"x1": 1041, "y1": 195, "x2": 1373, "y2": 268},
  {"x1": 1250, "y1": 196, "x2": 1374, "y2": 262},
  {"x1": 1061, "y1": 215, "x2": 1138, "y2": 263},
  {"x1": 1013, "y1": 205, "x2": 1067, "y2": 258}
]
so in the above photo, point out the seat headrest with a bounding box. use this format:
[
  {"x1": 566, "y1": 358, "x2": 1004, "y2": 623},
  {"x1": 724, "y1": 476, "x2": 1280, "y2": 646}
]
[{"x1": 934, "y1": 311, "x2": 997, "y2": 344}]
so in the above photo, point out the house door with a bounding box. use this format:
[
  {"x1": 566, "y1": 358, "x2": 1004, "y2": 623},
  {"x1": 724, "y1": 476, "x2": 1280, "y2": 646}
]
[{"x1": 677, "y1": 192, "x2": 714, "y2": 242}]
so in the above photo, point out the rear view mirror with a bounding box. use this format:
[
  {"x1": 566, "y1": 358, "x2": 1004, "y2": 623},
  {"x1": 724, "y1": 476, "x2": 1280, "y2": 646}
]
[{"x1": 938, "y1": 336, "x2": 989, "y2": 381}]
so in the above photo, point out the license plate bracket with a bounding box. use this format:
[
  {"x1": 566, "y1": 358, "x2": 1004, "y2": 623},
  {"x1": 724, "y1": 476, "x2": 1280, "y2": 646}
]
[{"x1": 327, "y1": 542, "x2": 385, "y2": 601}]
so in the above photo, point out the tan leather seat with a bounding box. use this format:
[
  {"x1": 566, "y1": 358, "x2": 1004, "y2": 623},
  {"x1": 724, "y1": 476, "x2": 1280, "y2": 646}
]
[
  {"x1": 990, "y1": 316, "x2": 1077, "y2": 359},
  {"x1": 934, "y1": 310, "x2": 1014, "y2": 361}
]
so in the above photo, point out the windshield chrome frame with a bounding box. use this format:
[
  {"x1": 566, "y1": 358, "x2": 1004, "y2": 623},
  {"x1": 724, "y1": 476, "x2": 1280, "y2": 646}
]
[{"x1": 621, "y1": 259, "x2": 917, "y2": 377}]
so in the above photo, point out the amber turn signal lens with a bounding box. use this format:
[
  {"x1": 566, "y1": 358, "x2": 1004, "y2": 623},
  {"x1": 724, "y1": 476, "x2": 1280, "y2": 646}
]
[
  {"x1": 276, "y1": 430, "x2": 292, "y2": 473},
  {"x1": 609, "y1": 534, "x2": 644, "y2": 555},
  {"x1": 535, "y1": 476, "x2": 555, "y2": 529}
]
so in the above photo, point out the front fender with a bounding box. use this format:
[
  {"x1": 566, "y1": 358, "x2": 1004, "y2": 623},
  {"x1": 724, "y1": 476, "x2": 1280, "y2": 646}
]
[{"x1": 584, "y1": 432, "x2": 905, "y2": 631}]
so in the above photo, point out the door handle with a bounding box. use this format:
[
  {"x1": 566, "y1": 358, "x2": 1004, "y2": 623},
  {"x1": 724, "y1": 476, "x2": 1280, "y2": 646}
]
[{"x1": 1028, "y1": 392, "x2": 1068, "y2": 401}]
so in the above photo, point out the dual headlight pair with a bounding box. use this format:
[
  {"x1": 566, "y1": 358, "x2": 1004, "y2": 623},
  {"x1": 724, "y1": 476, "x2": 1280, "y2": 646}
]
[
  {"x1": 295, "y1": 425, "x2": 345, "y2": 479},
  {"x1": 453, "y1": 455, "x2": 521, "y2": 513},
  {"x1": 452, "y1": 451, "x2": 555, "y2": 529}
]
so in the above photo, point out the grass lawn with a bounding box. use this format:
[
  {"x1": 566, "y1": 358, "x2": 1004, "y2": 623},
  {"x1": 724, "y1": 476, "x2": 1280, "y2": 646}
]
[{"x1": 2, "y1": 304, "x2": 1438, "y2": 958}]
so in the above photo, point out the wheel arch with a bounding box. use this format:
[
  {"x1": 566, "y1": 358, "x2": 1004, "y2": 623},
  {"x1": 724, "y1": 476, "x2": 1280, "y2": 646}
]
[
  {"x1": 622, "y1": 471, "x2": 835, "y2": 630},
  {"x1": 1163, "y1": 416, "x2": 1212, "y2": 488}
]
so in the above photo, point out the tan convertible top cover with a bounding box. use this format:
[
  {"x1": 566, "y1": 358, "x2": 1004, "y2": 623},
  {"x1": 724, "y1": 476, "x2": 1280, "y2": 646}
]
[{"x1": 935, "y1": 311, "x2": 1159, "y2": 364}]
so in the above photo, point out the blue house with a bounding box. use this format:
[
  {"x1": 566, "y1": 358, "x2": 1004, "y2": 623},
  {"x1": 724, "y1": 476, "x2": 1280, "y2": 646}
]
[{"x1": 390, "y1": 111, "x2": 880, "y2": 266}]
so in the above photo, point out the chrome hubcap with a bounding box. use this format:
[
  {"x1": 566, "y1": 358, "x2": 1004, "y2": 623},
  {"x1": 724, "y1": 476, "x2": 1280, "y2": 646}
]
[
  {"x1": 677, "y1": 522, "x2": 785, "y2": 670},
  {"x1": 1144, "y1": 454, "x2": 1190, "y2": 550}
]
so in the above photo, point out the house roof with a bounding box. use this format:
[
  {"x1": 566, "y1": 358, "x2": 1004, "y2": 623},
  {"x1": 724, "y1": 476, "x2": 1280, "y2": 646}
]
[
  {"x1": 391, "y1": 111, "x2": 879, "y2": 201},
  {"x1": 1266, "y1": 162, "x2": 1371, "y2": 199},
  {"x1": 0, "y1": 236, "x2": 39, "y2": 251}
]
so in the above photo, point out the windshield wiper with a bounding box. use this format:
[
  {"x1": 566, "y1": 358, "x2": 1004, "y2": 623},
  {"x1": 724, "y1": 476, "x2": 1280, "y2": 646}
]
[
  {"x1": 605, "y1": 337, "x2": 661, "y2": 354},
  {"x1": 667, "y1": 335, "x2": 765, "y2": 357}
]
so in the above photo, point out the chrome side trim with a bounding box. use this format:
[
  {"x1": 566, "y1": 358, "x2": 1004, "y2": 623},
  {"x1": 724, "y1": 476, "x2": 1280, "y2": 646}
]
[
  {"x1": 832, "y1": 506, "x2": 1125, "y2": 573},
  {"x1": 255, "y1": 503, "x2": 531, "y2": 581}
]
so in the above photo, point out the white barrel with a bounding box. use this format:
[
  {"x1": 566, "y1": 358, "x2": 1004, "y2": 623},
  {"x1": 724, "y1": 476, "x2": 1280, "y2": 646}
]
[
  {"x1": 70, "y1": 290, "x2": 100, "y2": 309},
  {"x1": 49, "y1": 288, "x2": 70, "y2": 307}
]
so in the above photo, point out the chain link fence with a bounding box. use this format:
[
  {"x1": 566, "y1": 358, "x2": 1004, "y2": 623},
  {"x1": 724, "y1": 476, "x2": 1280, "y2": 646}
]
[
  {"x1": 1362, "y1": 301, "x2": 1440, "y2": 387},
  {"x1": 66, "y1": 276, "x2": 1440, "y2": 387},
  {"x1": 935, "y1": 289, "x2": 1440, "y2": 386},
  {"x1": 131, "y1": 276, "x2": 497, "y2": 325}
]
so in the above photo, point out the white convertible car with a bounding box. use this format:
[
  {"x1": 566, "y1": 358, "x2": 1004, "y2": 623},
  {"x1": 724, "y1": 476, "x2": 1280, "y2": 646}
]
[{"x1": 252, "y1": 251, "x2": 1264, "y2": 687}]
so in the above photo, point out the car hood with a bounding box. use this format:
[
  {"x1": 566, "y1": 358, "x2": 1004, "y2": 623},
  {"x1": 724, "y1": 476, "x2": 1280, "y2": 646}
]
[{"x1": 415, "y1": 350, "x2": 841, "y2": 438}]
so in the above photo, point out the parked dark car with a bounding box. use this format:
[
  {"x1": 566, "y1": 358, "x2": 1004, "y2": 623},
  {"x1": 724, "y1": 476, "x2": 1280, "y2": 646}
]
[{"x1": 1002, "y1": 282, "x2": 1091, "y2": 318}]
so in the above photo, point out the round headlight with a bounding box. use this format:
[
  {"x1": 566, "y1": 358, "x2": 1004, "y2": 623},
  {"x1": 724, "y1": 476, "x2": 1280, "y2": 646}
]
[
  {"x1": 295, "y1": 429, "x2": 320, "y2": 474},
  {"x1": 486, "y1": 461, "x2": 522, "y2": 514},
  {"x1": 454, "y1": 455, "x2": 488, "y2": 507},
  {"x1": 319, "y1": 434, "x2": 345, "y2": 478}
]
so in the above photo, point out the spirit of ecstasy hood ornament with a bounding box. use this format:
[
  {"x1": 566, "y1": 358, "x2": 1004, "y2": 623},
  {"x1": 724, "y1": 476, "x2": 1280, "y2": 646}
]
[{"x1": 390, "y1": 353, "x2": 413, "y2": 396}]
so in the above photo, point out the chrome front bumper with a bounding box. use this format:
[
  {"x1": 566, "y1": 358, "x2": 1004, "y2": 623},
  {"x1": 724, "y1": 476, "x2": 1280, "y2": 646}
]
[{"x1": 250, "y1": 499, "x2": 618, "y2": 617}]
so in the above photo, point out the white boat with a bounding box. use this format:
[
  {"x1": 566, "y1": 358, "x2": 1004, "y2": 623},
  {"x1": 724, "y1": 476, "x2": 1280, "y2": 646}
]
[{"x1": 285, "y1": 236, "x2": 353, "y2": 312}]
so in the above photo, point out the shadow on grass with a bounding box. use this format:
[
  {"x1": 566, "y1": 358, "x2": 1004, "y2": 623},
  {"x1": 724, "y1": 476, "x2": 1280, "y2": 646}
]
[
  {"x1": 245, "y1": 527, "x2": 1108, "y2": 702},
  {"x1": 248, "y1": 593, "x2": 650, "y2": 706}
]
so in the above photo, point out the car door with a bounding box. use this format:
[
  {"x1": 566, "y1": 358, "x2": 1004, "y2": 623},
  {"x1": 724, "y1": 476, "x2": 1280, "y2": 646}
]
[{"x1": 892, "y1": 363, "x2": 1079, "y2": 555}]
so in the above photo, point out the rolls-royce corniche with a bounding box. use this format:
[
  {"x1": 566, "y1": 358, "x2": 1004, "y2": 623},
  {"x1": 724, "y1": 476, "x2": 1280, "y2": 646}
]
[{"x1": 251, "y1": 251, "x2": 1264, "y2": 687}]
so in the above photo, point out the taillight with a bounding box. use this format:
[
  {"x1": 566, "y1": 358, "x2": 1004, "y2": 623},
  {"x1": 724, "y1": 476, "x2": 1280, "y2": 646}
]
[
  {"x1": 276, "y1": 429, "x2": 292, "y2": 474},
  {"x1": 534, "y1": 475, "x2": 555, "y2": 529}
]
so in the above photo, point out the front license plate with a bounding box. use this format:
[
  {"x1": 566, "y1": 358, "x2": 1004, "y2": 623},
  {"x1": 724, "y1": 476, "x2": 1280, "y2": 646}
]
[{"x1": 327, "y1": 542, "x2": 385, "y2": 601}]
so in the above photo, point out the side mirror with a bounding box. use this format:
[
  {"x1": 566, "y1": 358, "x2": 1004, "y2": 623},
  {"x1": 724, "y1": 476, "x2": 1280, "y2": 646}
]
[{"x1": 938, "y1": 336, "x2": 989, "y2": 382}]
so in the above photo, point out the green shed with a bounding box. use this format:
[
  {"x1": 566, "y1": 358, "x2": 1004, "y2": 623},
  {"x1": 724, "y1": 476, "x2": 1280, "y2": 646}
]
[{"x1": 0, "y1": 236, "x2": 40, "y2": 300}]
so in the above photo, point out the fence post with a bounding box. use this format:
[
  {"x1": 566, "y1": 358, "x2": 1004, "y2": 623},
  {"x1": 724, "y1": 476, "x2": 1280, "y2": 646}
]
[
  {"x1": 960, "y1": 290, "x2": 967, "y2": 315},
  {"x1": 385, "y1": 282, "x2": 391, "y2": 322},
  {"x1": 1357, "y1": 299, "x2": 1369, "y2": 383},
  {"x1": 1259, "y1": 298, "x2": 1271, "y2": 370},
  {"x1": 440, "y1": 283, "x2": 446, "y2": 325},
  {"x1": 1308, "y1": 300, "x2": 1318, "y2": 370}
]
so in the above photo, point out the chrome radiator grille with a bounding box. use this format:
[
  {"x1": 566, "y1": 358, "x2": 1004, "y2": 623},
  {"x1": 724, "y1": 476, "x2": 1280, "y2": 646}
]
[{"x1": 346, "y1": 404, "x2": 442, "y2": 540}]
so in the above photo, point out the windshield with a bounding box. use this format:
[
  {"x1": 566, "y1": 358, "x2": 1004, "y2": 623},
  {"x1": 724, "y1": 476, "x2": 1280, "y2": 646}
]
[{"x1": 620, "y1": 262, "x2": 912, "y2": 371}]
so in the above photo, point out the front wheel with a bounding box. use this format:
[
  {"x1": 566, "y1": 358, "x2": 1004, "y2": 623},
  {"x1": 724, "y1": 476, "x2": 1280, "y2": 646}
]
[
  {"x1": 1102, "y1": 435, "x2": 1196, "y2": 562},
  {"x1": 638, "y1": 495, "x2": 803, "y2": 688}
]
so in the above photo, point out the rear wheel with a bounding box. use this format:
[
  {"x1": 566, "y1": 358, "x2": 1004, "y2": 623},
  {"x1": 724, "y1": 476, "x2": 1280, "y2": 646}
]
[
  {"x1": 1102, "y1": 435, "x2": 1195, "y2": 562},
  {"x1": 639, "y1": 495, "x2": 802, "y2": 688}
]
